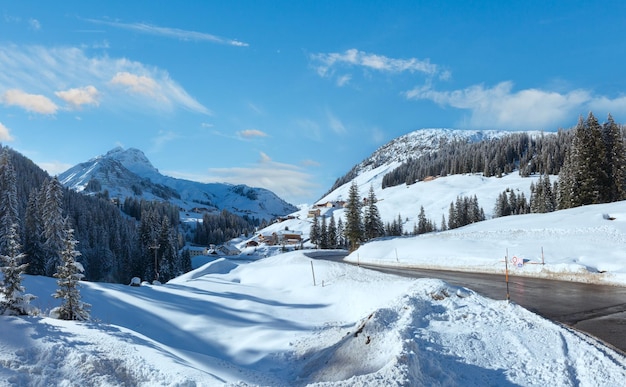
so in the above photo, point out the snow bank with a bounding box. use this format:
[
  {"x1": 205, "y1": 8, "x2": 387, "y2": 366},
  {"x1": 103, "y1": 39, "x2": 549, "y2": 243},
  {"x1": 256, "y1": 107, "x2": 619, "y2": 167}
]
[{"x1": 347, "y1": 201, "x2": 626, "y2": 285}]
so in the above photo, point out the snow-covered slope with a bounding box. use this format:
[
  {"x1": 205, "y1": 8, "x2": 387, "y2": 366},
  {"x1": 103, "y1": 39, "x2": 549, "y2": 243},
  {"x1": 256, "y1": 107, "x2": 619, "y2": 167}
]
[
  {"x1": 59, "y1": 147, "x2": 297, "y2": 221},
  {"x1": 2, "y1": 249, "x2": 625, "y2": 386}
]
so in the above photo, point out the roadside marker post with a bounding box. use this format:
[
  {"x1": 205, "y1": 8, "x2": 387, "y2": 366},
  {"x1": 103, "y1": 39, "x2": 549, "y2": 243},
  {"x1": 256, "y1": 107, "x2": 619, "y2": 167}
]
[
  {"x1": 310, "y1": 261, "x2": 316, "y2": 286},
  {"x1": 505, "y1": 249, "x2": 510, "y2": 303}
]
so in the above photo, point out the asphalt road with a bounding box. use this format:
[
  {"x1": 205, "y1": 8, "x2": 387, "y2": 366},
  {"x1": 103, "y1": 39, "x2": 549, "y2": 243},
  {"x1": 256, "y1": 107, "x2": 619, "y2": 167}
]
[{"x1": 308, "y1": 251, "x2": 626, "y2": 354}]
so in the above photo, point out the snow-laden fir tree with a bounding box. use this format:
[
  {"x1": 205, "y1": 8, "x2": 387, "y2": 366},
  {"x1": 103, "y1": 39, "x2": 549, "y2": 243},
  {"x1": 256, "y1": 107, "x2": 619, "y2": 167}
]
[
  {"x1": 0, "y1": 149, "x2": 19, "y2": 257},
  {"x1": 344, "y1": 181, "x2": 364, "y2": 251},
  {"x1": 24, "y1": 190, "x2": 46, "y2": 275},
  {"x1": 601, "y1": 114, "x2": 626, "y2": 202},
  {"x1": 43, "y1": 177, "x2": 66, "y2": 276},
  {"x1": 309, "y1": 214, "x2": 320, "y2": 248},
  {"x1": 363, "y1": 185, "x2": 384, "y2": 241},
  {"x1": 336, "y1": 217, "x2": 345, "y2": 249},
  {"x1": 51, "y1": 222, "x2": 90, "y2": 321},
  {"x1": 327, "y1": 214, "x2": 337, "y2": 249},
  {"x1": 319, "y1": 215, "x2": 329, "y2": 249},
  {"x1": 0, "y1": 223, "x2": 37, "y2": 316}
]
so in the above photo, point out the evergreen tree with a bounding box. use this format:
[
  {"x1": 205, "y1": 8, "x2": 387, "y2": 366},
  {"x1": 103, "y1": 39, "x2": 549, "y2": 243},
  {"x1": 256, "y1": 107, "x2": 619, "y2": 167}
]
[
  {"x1": 440, "y1": 214, "x2": 447, "y2": 231},
  {"x1": 602, "y1": 114, "x2": 626, "y2": 202},
  {"x1": 336, "y1": 218, "x2": 345, "y2": 249},
  {"x1": 320, "y1": 215, "x2": 329, "y2": 249},
  {"x1": 51, "y1": 223, "x2": 90, "y2": 321},
  {"x1": 24, "y1": 190, "x2": 46, "y2": 275},
  {"x1": 363, "y1": 185, "x2": 384, "y2": 240},
  {"x1": 344, "y1": 182, "x2": 364, "y2": 250},
  {"x1": 0, "y1": 223, "x2": 36, "y2": 315},
  {"x1": 309, "y1": 214, "x2": 320, "y2": 248},
  {"x1": 559, "y1": 113, "x2": 607, "y2": 208},
  {"x1": 328, "y1": 214, "x2": 337, "y2": 249},
  {"x1": 42, "y1": 177, "x2": 66, "y2": 276},
  {"x1": 0, "y1": 150, "x2": 19, "y2": 256},
  {"x1": 157, "y1": 216, "x2": 177, "y2": 282},
  {"x1": 417, "y1": 206, "x2": 429, "y2": 234}
]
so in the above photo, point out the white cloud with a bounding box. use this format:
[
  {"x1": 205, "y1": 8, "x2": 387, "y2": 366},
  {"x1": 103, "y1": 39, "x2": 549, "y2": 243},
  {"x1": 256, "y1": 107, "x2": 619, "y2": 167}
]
[
  {"x1": 0, "y1": 122, "x2": 14, "y2": 141},
  {"x1": 311, "y1": 48, "x2": 441, "y2": 78},
  {"x1": 86, "y1": 19, "x2": 249, "y2": 47},
  {"x1": 237, "y1": 129, "x2": 268, "y2": 139},
  {"x1": 405, "y1": 81, "x2": 597, "y2": 130},
  {"x1": 336, "y1": 74, "x2": 352, "y2": 87},
  {"x1": 55, "y1": 85, "x2": 100, "y2": 108},
  {"x1": 588, "y1": 95, "x2": 626, "y2": 115},
  {"x1": 0, "y1": 45, "x2": 210, "y2": 115},
  {"x1": 110, "y1": 72, "x2": 161, "y2": 97},
  {"x1": 1, "y1": 89, "x2": 58, "y2": 114}
]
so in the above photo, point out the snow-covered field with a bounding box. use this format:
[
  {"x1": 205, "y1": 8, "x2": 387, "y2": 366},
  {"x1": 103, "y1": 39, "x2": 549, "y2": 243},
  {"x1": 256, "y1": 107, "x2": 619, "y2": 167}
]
[{"x1": 3, "y1": 199, "x2": 626, "y2": 386}]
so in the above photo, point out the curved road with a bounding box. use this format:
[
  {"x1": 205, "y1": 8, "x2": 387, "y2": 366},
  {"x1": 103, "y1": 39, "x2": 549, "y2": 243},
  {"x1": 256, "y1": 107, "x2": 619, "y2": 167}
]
[{"x1": 309, "y1": 251, "x2": 626, "y2": 354}]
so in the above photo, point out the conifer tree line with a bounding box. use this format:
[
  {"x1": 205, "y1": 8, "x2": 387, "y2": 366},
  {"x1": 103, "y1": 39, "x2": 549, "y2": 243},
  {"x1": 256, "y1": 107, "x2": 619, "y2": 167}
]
[
  {"x1": 381, "y1": 130, "x2": 573, "y2": 188},
  {"x1": 311, "y1": 182, "x2": 486, "y2": 250},
  {"x1": 0, "y1": 146, "x2": 239, "y2": 285}
]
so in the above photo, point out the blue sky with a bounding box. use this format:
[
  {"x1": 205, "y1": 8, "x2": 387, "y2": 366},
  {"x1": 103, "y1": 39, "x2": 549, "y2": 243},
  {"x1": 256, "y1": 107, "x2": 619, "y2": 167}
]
[{"x1": 1, "y1": 1, "x2": 626, "y2": 205}]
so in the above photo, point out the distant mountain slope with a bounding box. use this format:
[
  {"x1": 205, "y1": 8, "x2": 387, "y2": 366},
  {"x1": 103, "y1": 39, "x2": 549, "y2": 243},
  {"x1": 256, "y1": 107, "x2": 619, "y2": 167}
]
[
  {"x1": 59, "y1": 147, "x2": 297, "y2": 221},
  {"x1": 325, "y1": 128, "x2": 513, "y2": 195}
]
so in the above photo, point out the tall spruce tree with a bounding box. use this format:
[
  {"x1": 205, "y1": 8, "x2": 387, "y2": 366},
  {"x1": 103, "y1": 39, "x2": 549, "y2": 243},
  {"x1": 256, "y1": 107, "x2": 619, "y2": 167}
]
[
  {"x1": 0, "y1": 223, "x2": 36, "y2": 315},
  {"x1": 363, "y1": 185, "x2": 384, "y2": 241},
  {"x1": 42, "y1": 177, "x2": 66, "y2": 276},
  {"x1": 52, "y1": 223, "x2": 90, "y2": 321},
  {"x1": 601, "y1": 114, "x2": 626, "y2": 202},
  {"x1": 344, "y1": 181, "x2": 364, "y2": 250},
  {"x1": 0, "y1": 150, "x2": 19, "y2": 256},
  {"x1": 24, "y1": 190, "x2": 46, "y2": 275},
  {"x1": 559, "y1": 112, "x2": 624, "y2": 208}
]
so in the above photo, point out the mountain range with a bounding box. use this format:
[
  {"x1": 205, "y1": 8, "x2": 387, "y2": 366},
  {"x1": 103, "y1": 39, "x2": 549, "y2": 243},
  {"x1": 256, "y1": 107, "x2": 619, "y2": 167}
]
[{"x1": 59, "y1": 147, "x2": 298, "y2": 221}]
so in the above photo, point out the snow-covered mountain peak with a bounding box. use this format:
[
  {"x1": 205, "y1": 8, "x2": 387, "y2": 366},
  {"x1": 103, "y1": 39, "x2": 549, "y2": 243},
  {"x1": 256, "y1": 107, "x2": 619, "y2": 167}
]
[
  {"x1": 59, "y1": 147, "x2": 298, "y2": 221},
  {"x1": 103, "y1": 146, "x2": 159, "y2": 176}
]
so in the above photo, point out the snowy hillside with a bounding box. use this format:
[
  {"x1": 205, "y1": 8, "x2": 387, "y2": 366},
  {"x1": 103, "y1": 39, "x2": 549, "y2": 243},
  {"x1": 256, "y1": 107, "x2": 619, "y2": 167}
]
[
  {"x1": 352, "y1": 128, "x2": 513, "y2": 174},
  {"x1": 59, "y1": 147, "x2": 297, "y2": 221}
]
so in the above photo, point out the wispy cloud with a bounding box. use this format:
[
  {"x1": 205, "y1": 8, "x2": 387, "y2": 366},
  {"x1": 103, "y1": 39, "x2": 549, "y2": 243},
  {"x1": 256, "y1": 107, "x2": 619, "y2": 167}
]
[
  {"x1": 0, "y1": 45, "x2": 211, "y2": 115},
  {"x1": 237, "y1": 129, "x2": 268, "y2": 139},
  {"x1": 0, "y1": 122, "x2": 14, "y2": 141},
  {"x1": 1, "y1": 89, "x2": 58, "y2": 114},
  {"x1": 311, "y1": 48, "x2": 442, "y2": 79},
  {"x1": 404, "y1": 81, "x2": 626, "y2": 130},
  {"x1": 29, "y1": 18, "x2": 41, "y2": 31},
  {"x1": 55, "y1": 85, "x2": 100, "y2": 109},
  {"x1": 110, "y1": 72, "x2": 161, "y2": 98},
  {"x1": 151, "y1": 130, "x2": 179, "y2": 152},
  {"x1": 36, "y1": 160, "x2": 74, "y2": 176},
  {"x1": 203, "y1": 152, "x2": 319, "y2": 204},
  {"x1": 326, "y1": 110, "x2": 347, "y2": 135},
  {"x1": 86, "y1": 18, "x2": 248, "y2": 47}
]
